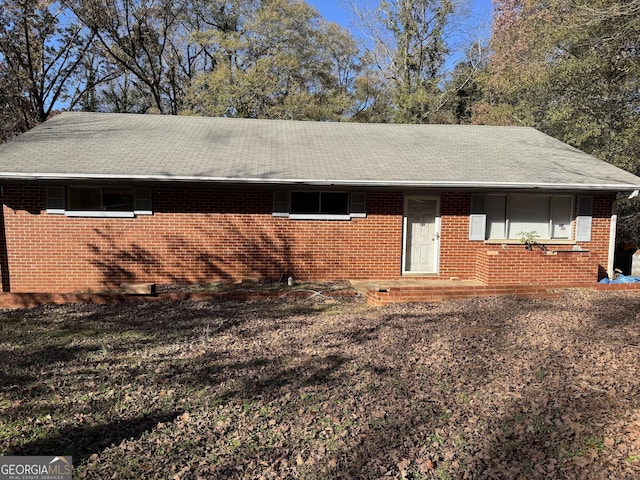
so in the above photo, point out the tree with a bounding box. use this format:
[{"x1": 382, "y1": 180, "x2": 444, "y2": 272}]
[
  {"x1": 0, "y1": 63, "x2": 31, "y2": 142},
  {"x1": 96, "y1": 71, "x2": 153, "y2": 113},
  {"x1": 485, "y1": 0, "x2": 640, "y2": 169},
  {"x1": 182, "y1": 0, "x2": 365, "y2": 121},
  {"x1": 443, "y1": 40, "x2": 489, "y2": 124},
  {"x1": 484, "y1": 0, "x2": 640, "y2": 243},
  {"x1": 64, "y1": 0, "x2": 195, "y2": 114},
  {"x1": 349, "y1": 66, "x2": 393, "y2": 122},
  {"x1": 0, "y1": 0, "x2": 95, "y2": 136},
  {"x1": 351, "y1": 0, "x2": 455, "y2": 123}
]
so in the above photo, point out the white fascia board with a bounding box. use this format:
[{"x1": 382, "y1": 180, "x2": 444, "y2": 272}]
[{"x1": 1, "y1": 172, "x2": 639, "y2": 191}]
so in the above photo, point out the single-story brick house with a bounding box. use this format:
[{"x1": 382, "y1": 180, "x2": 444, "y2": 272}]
[{"x1": 0, "y1": 111, "x2": 638, "y2": 293}]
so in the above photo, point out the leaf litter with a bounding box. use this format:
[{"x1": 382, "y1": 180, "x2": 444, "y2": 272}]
[{"x1": 0, "y1": 290, "x2": 639, "y2": 478}]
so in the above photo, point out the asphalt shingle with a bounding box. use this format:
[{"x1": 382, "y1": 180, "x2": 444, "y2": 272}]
[{"x1": 0, "y1": 111, "x2": 639, "y2": 190}]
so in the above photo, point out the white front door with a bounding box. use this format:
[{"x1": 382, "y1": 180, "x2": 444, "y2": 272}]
[{"x1": 404, "y1": 196, "x2": 440, "y2": 273}]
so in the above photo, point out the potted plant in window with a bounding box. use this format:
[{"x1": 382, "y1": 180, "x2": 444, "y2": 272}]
[{"x1": 518, "y1": 231, "x2": 547, "y2": 252}]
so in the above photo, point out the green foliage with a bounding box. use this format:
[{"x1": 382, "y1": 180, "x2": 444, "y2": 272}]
[
  {"x1": 486, "y1": 0, "x2": 640, "y2": 159},
  {"x1": 584, "y1": 435, "x2": 606, "y2": 452},
  {"x1": 372, "y1": 0, "x2": 456, "y2": 123},
  {"x1": 4, "y1": 0, "x2": 637, "y2": 162},
  {"x1": 182, "y1": 0, "x2": 364, "y2": 120},
  {"x1": 518, "y1": 231, "x2": 547, "y2": 252},
  {"x1": 350, "y1": 70, "x2": 393, "y2": 123},
  {"x1": 0, "y1": 0, "x2": 479, "y2": 130},
  {"x1": 442, "y1": 41, "x2": 489, "y2": 124},
  {"x1": 485, "y1": 0, "x2": 640, "y2": 241}
]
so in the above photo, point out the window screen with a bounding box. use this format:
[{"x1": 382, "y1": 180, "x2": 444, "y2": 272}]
[
  {"x1": 486, "y1": 195, "x2": 506, "y2": 240},
  {"x1": 551, "y1": 196, "x2": 573, "y2": 239},
  {"x1": 471, "y1": 194, "x2": 577, "y2": 241},
  {"x1": 507, "y1": 194, "x2": 550, "y2": 239}
]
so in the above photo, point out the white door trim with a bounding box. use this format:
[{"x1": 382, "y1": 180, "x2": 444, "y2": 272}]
[{"x1": 402, "y1": 195, "x2": 441, "y2": 274}]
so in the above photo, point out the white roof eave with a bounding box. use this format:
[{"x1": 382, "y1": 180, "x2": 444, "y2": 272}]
[{"x1": 0, "y1": 172, "x2": 638, "y2": 192}]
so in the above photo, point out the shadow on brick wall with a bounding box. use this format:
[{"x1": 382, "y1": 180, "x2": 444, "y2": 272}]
[{"x1": 87, "y1": 221, "x2": 307, "y2": 289}]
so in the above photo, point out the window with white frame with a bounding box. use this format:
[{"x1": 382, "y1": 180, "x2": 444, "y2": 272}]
[
  {"x1": 46, "y1": 186, "x2": 152, "y2": 217},
  {"x1": 469, "y1": 193, "x2": 592, "y2": 241},
  {"x1": 273, "y1": 191, "x2": 366, "y2": 219}
]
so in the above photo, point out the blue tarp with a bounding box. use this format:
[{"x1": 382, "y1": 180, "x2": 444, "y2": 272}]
[{"x1": 599, "y1": 275, "x2": 640, "y2": 284}]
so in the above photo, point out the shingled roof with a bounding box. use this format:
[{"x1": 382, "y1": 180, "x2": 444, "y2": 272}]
[{"x1": 0, "y1": 112, "x2": 639, "y2": 191}]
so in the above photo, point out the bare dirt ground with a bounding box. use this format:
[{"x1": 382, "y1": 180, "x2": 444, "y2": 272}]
[{"x1": 1, "y1": 290, "x2": 640, "y2": 479}]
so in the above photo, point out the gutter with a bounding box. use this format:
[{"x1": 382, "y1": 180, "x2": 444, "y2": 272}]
[{"x1": 0, "y1": 172, "x2": 639, "y2": 192}]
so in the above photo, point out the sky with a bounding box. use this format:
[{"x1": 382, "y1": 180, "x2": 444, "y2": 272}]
[{"x1": 305, "y1": 0, "x2": 494, "y2": 44}]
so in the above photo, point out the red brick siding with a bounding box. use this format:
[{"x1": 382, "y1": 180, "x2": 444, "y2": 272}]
[
  {"x1": 1, "y1": 186, "x2": 403, "y2": 292},
  {"x1": 586, "y1": 194, "x2": 615, "y2": 277},
  {"x1": 475, "y1": 250, "x2": 597, "y2": 286},
  {"x1": 438, "y1": 192, "x2": 614, "y2": 285},
  {"x1": 439, "y1": 192, "x2": 476, "y2": 279},
  {"x1": 0, "y1": 186, "x2": 614, "y2": 293}
]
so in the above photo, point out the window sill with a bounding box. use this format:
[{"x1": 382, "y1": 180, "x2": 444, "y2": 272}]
[
  {"x1": 273, "y1": 213, "x2": 366, "y2": 221},
  {"x1": 484, "y1": 239, "x2": 576, "y2": 245},
  {"x1": 46, "y1": 210, "x2": 153, "y2": 218},
  {"x1": 45, "y1": 209, "x2": 65, "y2": 215},
  {"x1": 64, "y1": 211, "x2": 135, "y2": 218},
  {"x1": 290, "y1": 214, "x2": 352, "y2": 221}
]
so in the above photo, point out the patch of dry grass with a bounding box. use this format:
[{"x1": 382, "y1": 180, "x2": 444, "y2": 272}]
[{"x1": 1, "y1": 291, "x2": 640, "y2": 479}]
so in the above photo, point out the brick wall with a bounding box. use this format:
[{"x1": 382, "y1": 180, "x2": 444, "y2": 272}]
[
  {"x1": 475, "y1": 250, "x2": 598, "y2": 286},
  {"x1": 0, "y1": 185, "x2": 614, "y2": 293},
  {"x1": 0, "y1": 185, "x2": 404, "y2": 292},
  {"x1": 439, "y1": 192, "x2": 614, "y2": 285}
]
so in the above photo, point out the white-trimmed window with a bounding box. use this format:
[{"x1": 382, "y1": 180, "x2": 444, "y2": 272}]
[
  {"x1": 469, "y1": 193, "x2": 591, "y2": 241},
  {"x1": 46, "y1": 186, "x2": 152, "y2": 217},
  {"x1": 273, "y1": 191, "x2": 366, "y2": 220}
]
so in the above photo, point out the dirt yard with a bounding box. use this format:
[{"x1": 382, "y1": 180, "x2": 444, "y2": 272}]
[{"x1": 1, "y1": 291, "x2": 640, "y2": 479}]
